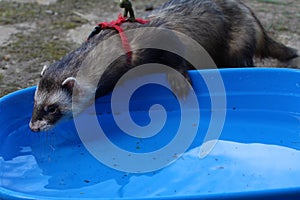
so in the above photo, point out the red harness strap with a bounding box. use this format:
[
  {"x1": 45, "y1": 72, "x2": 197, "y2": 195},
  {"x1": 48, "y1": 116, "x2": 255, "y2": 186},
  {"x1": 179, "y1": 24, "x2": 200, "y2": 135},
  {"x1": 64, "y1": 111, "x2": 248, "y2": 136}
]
[{"x1": 89, "y1": 14, "x2": 150, "y2": 64}]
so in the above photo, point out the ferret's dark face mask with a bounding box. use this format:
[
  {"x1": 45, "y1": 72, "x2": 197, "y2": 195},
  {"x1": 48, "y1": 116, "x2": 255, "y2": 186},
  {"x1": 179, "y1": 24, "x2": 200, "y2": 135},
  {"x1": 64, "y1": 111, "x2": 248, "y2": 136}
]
[
  {"x1": 29, "y1": 83, "x2": 73, "y2": 132},
  {"x1": 29, "y1": 102, "x2": 63, "y2": 132}
]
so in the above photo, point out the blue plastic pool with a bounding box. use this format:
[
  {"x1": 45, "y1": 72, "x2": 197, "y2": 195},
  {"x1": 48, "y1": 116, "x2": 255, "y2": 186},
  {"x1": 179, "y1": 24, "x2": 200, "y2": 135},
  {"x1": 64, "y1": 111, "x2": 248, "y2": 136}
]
[{"x1": 1, "y1": 68, "x2": 300, "y2": 199}]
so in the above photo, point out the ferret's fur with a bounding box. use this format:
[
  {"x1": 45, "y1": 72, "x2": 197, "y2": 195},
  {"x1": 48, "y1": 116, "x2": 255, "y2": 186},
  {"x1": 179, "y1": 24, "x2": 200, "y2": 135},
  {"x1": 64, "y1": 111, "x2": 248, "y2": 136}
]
[{"x1": 29, "y1": 0, "x2": 299, "y2": 132}]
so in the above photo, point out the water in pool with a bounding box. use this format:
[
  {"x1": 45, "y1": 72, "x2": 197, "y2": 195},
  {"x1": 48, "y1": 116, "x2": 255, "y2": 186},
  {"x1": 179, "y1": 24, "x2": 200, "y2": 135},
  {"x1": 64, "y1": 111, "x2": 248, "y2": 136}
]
[{"x1": 1, "y1": 108, "x2": 300, "y2": 199}]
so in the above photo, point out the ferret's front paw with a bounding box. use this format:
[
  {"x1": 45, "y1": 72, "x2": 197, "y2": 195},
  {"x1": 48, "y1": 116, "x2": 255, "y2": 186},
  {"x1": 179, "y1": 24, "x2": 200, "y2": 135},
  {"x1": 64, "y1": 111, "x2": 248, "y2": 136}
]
[{"x1": 167, "y1": 71, "x2": 192, "y2": 99}]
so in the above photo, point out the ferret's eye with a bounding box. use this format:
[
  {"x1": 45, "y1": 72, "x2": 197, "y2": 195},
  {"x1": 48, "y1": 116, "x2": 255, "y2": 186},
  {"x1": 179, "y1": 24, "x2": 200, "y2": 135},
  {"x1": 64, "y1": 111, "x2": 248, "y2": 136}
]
[{"x1": 44, "y1": 104, "x2": 58, "y2": 114}]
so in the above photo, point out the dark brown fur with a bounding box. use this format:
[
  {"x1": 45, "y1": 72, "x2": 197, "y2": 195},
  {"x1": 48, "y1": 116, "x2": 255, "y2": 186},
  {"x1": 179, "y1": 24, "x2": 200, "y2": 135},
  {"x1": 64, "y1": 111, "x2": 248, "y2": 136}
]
[{"x1": 29, "y1": 0, "x2": 299, "y2": 132}]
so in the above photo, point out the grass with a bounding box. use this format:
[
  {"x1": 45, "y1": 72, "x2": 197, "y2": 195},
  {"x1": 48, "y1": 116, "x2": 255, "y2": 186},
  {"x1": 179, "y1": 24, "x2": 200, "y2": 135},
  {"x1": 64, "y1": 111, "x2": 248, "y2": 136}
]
[
  {"x1": 0, "y1": 1, "x2": 88, "y2": 63},
  {"x1": 0, "y1": 0, "x2": 101, "y2": 97},
  {"x1": 0, "y1": 1, "x2": 89, "y2": 28},
  {"x1": 0, "y1": 2, "x2": 43, "y2": 25},
  {"x1": 52, "y1": 14, "x2": 88, "y2": 29},
  {"x1": 255, "y1": 0, "x2": 289, "y2": 5},
  {"x1": 0, "y1": 84, "x2": 22, "y2": 97},
  {"x1": 4, "y1": 33, "x2": 74, "y2": 63}
]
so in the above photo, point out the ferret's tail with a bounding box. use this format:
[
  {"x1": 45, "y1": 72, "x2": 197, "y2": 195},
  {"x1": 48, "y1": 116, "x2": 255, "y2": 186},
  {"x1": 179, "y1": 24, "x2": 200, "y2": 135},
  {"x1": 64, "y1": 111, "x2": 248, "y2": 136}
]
[
  {"x1": 258, "y1": 34, "x2": 299, "y2": 62},
  {"x1": 251, "y1": 10, "x2": 299, "y2": 68}
]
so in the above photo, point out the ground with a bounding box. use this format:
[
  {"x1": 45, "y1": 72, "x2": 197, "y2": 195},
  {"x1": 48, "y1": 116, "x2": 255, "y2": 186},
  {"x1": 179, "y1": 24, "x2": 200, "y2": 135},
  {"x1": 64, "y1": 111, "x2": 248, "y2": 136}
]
[{"x1": 0, "y1": 0, "x2": 299, "y2": 97}]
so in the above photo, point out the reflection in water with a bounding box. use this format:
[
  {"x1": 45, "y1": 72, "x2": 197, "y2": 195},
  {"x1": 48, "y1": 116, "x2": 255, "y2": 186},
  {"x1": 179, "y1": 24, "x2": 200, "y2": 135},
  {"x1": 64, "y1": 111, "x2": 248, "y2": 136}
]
[
  {"x1": 0, "y1": 154, "x2": 49, "y2": 192},
  {"x1": 0, "y1": 122, "x2": 132, "y2": 198}
]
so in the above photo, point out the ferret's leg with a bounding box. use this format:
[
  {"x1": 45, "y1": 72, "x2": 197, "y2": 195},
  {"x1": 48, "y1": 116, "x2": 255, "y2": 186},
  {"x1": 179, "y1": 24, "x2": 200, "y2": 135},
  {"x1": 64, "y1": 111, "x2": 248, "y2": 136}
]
[{"x1": 162, "y1": 50, "x2": 192, "y2": 99}]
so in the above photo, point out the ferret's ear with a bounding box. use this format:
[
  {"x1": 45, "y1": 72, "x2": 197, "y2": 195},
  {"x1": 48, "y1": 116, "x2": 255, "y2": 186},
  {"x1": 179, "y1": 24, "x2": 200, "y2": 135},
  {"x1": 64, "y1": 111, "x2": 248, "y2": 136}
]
[
  {"x1": 40, "y1": 65, "x2": 48, "y2": 77},
  {"x1": 62, "y1": 77, "x2": 79, "y2": 92}
]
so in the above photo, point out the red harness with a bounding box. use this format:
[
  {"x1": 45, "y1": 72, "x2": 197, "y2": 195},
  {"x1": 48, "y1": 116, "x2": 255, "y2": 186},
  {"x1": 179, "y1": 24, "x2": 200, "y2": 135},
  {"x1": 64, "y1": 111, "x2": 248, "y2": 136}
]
[{"x1": 87, "y1": 14, "x2": 150, "y2": 64}]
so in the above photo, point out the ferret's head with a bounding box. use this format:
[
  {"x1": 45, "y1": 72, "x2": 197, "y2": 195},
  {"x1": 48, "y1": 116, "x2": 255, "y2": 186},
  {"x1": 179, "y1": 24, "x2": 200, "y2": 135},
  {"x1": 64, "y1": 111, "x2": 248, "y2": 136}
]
[{"x1": 29, "y1": 65, "x2": 81, "y2": 132}]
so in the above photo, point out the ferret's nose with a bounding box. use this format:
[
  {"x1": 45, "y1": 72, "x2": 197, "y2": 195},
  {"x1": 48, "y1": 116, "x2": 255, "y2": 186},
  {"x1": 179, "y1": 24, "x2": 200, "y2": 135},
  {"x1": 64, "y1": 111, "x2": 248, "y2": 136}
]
[{"x1": 29, "y1": 121, "x2": 40, "y2": 132}]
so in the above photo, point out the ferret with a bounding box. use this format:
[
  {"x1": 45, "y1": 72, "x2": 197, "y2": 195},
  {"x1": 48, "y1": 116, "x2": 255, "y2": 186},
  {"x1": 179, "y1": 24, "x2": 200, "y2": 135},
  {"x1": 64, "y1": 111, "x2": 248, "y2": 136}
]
[{"x1": 29, "y1": 0, "x2": 299, "y2": 132}]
